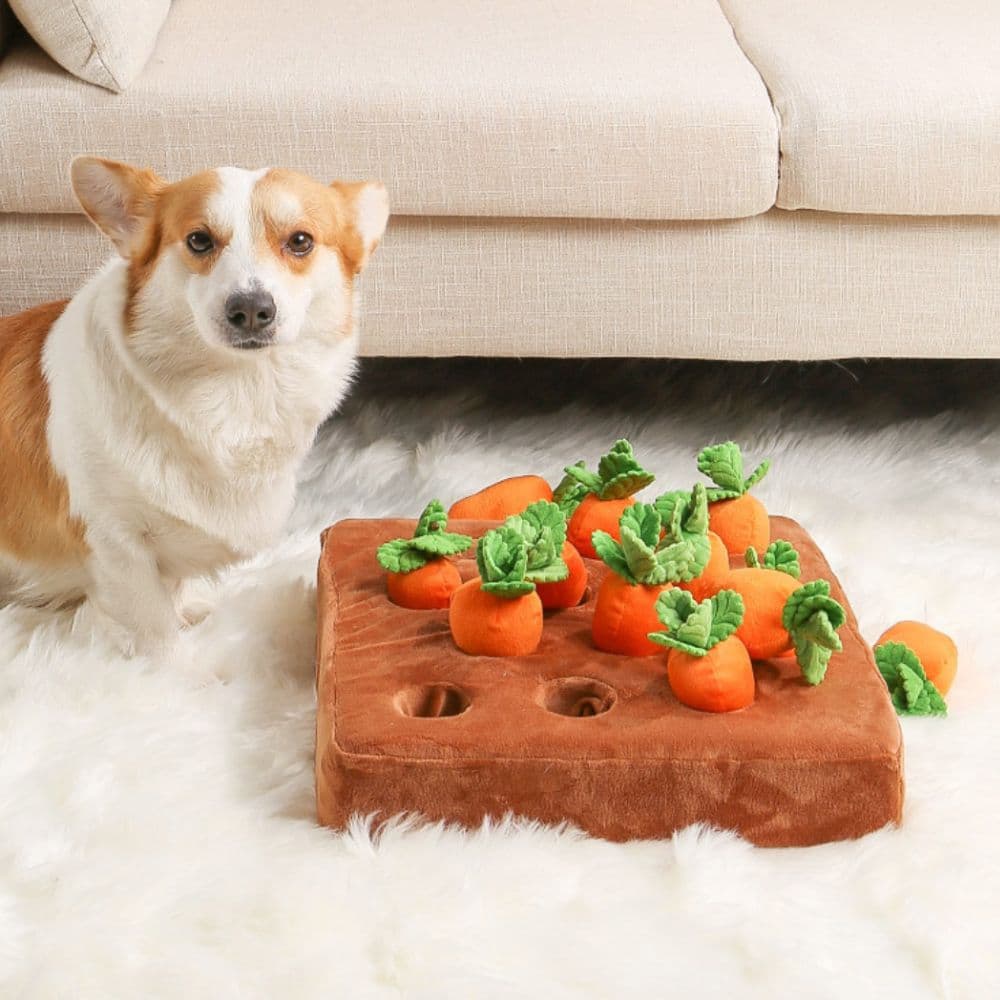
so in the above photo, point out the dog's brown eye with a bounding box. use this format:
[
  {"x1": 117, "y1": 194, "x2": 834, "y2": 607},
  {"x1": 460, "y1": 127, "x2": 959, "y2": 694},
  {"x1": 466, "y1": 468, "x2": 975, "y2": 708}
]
[
  {"x1": 186, "y1": 231, "x2": 214, "y2": 254},
  {"x1": 287, "y1": 232, "x2": 314, "y2": 256}
]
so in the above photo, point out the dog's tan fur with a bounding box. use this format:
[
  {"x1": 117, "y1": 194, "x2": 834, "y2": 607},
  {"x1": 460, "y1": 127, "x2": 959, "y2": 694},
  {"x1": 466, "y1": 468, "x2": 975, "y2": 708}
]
[{"x1": 0, "y1": 300, "x2": 87, "y2": 565}]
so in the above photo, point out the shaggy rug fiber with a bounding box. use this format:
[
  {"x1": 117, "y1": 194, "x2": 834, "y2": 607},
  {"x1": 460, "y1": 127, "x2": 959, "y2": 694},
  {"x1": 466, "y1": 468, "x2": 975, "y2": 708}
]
[{"x1": 1, "y1": 357, "x2": 998, "y2": 999}]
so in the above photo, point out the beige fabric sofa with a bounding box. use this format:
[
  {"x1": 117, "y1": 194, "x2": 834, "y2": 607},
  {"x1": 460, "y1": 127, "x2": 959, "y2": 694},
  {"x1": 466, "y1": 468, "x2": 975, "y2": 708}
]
[{"x1": 1, "y1": 0, "x2": 998, "y2": 359}]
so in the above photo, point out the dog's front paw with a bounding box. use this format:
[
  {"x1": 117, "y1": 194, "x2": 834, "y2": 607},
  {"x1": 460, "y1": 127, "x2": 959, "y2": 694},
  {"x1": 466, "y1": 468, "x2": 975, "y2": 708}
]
[{"x1": 86, "y1": 605, "x2": 177, "y2": 659}]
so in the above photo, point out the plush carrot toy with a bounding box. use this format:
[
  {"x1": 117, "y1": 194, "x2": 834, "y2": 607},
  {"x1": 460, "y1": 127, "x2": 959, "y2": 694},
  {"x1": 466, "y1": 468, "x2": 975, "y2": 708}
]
[
  {"x1": 536, "y1": 542, "x2": 588, "y2": 610},
  {"x1": 503, "y1": 500, "x2": 588, "y2": 610},
  {"x1": 376, "y1": 500, "x2": 473, "y2": 609},
  {"x1": 874, "y1": 641, "x2": 948, "y2": 717},
  {"x1": 648, "y1": 588, "x2": 754, "y2": 713},
  {"x1": 449, "y1": 526, "x2": 544, "y2": 656},
  {"x1": 876, "y1": 621, "x2": 958, "y2": 696},
  {"x1": 654, "y1": 485, "x2": 726, "y2": 602},
  {"x1": 697, "y1": 441, "x2": 771, "y2": 556},
  {"x1": 723, "y1": 540, "x2": 846, "y2": 684},
  {"x1": 590, "y1": 502, "x2": 709, "y2": 657},
  {"x1": 556, "y1": 439, "x2": 655, "y2": 558},
  {"x1": 448, "y1": 475, "x2": 553, "y2": 521}
]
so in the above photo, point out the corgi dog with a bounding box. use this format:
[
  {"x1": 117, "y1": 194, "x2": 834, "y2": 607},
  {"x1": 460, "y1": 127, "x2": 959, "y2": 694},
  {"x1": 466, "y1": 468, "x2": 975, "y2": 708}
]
[{"x1": 0, "y1": 158, "x2": 388, "y2": 655}]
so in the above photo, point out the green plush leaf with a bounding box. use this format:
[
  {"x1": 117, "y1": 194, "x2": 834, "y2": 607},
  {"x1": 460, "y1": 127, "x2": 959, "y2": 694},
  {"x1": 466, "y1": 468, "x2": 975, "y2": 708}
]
[
  {"x1": 793, "y1": 635, "x2": 834, "y2": 686},
  {"x1": 376, "y1": 501, "x2": 472, "y2": 573},
  {"x1": 504, "y1": 500, "x2": 569, "y2": 584},
  {"x1": 652, "y1": 490, "x2": 689, "y2": 528},
  {"x1": 682, "y1": 483, "x2": 711, "y2": 537},
  {"x1": 595, "y1": 502, "x2": 708, "y2": 586},
  {"x1": 559, "y1": 461, "x2": 603, "y2": 494},
  {"x1": 654, "y1": 587, "x2": 700, "y2": 632},
  {"x1": 592, "y1": 530, "x2": 635, "y2": 584},
  {"x1": 782, "y1": 580, "x2": 846, "y2": 685},
  {"x1": 762, "y1": 540, "x2": 801, "y2": 579},
  {"x1": 653, "y1": 486, "x2": 712, "y2": 582},
  {"x1": 621, "y1": 502, "x2": 662, "y2": 547},
  {"x1": 874, "y1": 642, "x2": 947, "y2": 717},
  {"x1": 414, "y1": 500, "x2": 448, "y2": 537},
  {"x1": 673, "y1": 602, "x2": 714, "y2": 650},
  {"x1": 919, "y1": 679, "x2": 948, "y2": 716},
  {"x1": 697, "y1": 442, "x2": 745, "y2": 496},
  {"x1": 709, "y1": 590, "x2": 745, "y2": 645},
  {"x1": 476, "y1": 527, "x2": 536, "y2": 598},
  {"x1": 620, "y1": 521, "x2": 662, "y2": 585},
  {"x1": 657, "y1": 485, "x2": 710, "y2": 542},
  {"x1": 651, "y1": 536, "x2": 704, "y2": 585},
  {"x1": 631, "y1": 503, "x2": 702, "y2": 585},
  {"x1": 743, "y1": 459, "x2": 771, "y2": 491},
  {"x1": 552, "y1": 471, "x2": 590, "y2": 518},
  {"x1": 376, "y1": 538, "x2": 432, "y2": 574},
  {"x1": 595, "y1": 439, "x2": 656, "y2": 500},
  {"x1": 560, "y1": 441, "x2": 654, "y2": 505},
  {"x1": 409, "y1": 533, "x2": 476, "y2": 558},
  {"x1": 875, "y1": 640, "x2": 921, "y2": 688},
  {"x1": 744, "y1": 547, "x2": 761, "y2": 569},
  {"x1": 697, "y1": 441, "x2": 770, "y2": 500},
  {"x1": 648, "y1": 588, "x2": 745, "y2": 656}
]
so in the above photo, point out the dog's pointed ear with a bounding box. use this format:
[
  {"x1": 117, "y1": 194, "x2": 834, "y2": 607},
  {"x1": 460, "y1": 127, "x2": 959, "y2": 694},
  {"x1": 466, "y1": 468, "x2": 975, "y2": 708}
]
[
  {"x1": 70, "y1": 157, "x2": 164, "y2": 259},
  {"x1": 330, "y1": 180, "x2": 389, "y2": 274}
]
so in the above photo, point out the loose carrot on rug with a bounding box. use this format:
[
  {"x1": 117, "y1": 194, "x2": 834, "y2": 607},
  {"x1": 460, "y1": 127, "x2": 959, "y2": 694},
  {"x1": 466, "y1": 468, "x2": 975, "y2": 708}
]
[
  {"x1": 875, "y1": 620, "x2": 958, "y2": 696},
  {"x1": 376, "y1": 500, "x2": 473, "y2": 609},
  {"x1": 648, "y1": 588, "x2": 754, "y2": 713},
  {"x1": 555, "y1": 439, "x2": 655, "y2": 558},
  {"x1": 874, "y1": 641, "x2": 948, "y2": 717}
]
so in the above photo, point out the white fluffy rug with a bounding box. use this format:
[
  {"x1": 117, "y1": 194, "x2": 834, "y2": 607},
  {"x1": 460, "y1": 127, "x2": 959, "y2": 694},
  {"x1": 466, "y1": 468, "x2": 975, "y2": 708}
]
[{"x1": 2, "y1": 358, "x2": 998, "y2": 998}]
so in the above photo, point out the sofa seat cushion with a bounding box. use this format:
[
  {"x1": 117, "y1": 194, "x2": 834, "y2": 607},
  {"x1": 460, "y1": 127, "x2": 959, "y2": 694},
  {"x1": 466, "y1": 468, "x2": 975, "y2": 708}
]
[
  {"x1": 0, "y1": 0, "x2": 778, "y2": 221},
  {"x1": 720, "y1": 0, "x2": 1000, "y2": 215}
]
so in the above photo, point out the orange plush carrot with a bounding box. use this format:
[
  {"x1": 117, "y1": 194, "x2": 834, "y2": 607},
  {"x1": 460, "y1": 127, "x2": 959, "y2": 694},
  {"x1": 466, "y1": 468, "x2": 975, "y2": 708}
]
[
  {"x1": 376, "y1": 501, "x2": 472, "y2": 609},
  {"x1": 502, "y1": 500, "x2": 584, "y2": 610},
  {"x1": 876, "y1": 621, "x2": 957, "y2": 695},
  {"x1": 556, "y1": 439, "x2": 655, "y2": 558},
  {"x1": 649, "y1": 588, "x2": 754, "y2": 712},
  {"x1": 654, "y1": 485, "x2": 725, "y2": 602},
  {"x1": 723, "y1": 541, "x2": 846, "y2": 684},
  {"x1": 449, "y1": 526, "x2": 544, "y2": 656},
  {"x1": 697, "y1": 442, "x2": 771, "y2": 556},
  {"x1": 685, "y1": 532, "x2": 729, "y2": 602},
  {"x1": 590, "y1": 502, "x2": 709, "y2": 656},
  {"x1": 386, "y1": 563, "x2": 463, "y2": 610},
  {"x1": 448, "y1": 475, "x2": 553, "y2": 521},
  {"x1": 536, "y1": 541, "x2": 588, "y2": 610}
]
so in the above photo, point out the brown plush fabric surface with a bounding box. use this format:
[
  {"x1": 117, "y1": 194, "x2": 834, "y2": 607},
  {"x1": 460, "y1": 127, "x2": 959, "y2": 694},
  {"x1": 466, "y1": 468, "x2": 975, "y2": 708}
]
[{"x1": 315, "y1": 517, "x2": 903, "y2": 847}]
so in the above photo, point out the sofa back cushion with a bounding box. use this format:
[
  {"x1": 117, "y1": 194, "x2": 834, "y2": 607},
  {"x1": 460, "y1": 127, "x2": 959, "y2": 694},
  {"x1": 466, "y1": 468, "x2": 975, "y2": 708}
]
[{"x1": 8, "y1": 0, "x2": 170, "y2": 91}]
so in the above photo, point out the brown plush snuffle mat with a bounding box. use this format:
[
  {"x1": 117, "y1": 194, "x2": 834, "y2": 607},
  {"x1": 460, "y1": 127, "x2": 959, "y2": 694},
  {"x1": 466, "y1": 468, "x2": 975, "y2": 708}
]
[{"x1": 315, "y1": 517, "x2": 903, "y2": 847}]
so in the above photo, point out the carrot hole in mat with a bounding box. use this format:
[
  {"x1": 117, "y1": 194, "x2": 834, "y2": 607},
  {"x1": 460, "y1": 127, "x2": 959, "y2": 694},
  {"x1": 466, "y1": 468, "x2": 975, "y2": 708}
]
[
  {"x1": 395, "y1": 684, "x2": 471, "y2": 718},
  {"x1": 540, "y1": 678, "x2": 617, "y2": 718}
]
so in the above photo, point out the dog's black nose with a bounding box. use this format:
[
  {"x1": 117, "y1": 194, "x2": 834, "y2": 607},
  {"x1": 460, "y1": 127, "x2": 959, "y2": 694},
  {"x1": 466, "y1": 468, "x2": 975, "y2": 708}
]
[{"x1": 225, "y1": 289, "x2": 276, "y2": 334}]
